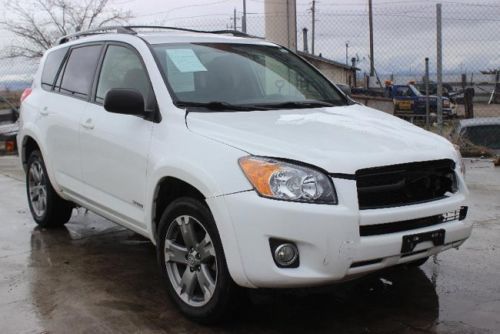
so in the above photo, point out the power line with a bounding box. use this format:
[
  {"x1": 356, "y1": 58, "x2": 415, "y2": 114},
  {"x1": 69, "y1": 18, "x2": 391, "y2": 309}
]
[
  {"x1": 320, "y1": 1, "x2": 500, "y2": 7},
  {"x1": 134, "y1": 0, "x2": 233, "y2": 18}
]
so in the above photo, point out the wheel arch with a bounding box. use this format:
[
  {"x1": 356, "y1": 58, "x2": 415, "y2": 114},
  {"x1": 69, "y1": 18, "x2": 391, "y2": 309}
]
[
  {"x1": 149, "y1": 172, "x2": 253, "y2": 287},
  {"x1": 151, "y1": 176, "x2": 207, "y2": 242},
  {"x1": 21, "y1": 135, "x2": 42, "y2": 172},
  {"x1": 19, "y1": 132, "x2": 64, "y2": 199}
]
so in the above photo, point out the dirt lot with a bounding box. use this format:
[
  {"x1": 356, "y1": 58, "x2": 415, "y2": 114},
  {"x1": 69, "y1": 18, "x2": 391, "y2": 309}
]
[{"x1": 0, "y1": 156, "x2": 499, "y2": 334}]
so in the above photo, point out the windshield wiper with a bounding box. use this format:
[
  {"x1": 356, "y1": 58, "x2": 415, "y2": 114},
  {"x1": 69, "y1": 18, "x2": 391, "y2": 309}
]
[
  {"x1": 177, "y1": 101, "x2": 270, "y2": 111},
  {"x1": 255, "y1": 100, "x2": 343, "y2": 109}
]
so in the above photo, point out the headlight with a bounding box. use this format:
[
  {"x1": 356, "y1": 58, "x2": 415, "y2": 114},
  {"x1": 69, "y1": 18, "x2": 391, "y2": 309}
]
[
  {"x1": 238, "y1": 156, "x2": 337, "y2": 204},
  {"x1": 453, "y1": 144, "x2": 466, "y2": 176}
]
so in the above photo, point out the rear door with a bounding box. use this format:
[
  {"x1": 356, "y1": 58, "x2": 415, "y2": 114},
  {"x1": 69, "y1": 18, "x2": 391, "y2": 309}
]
[
  {"x1": 79, "y1": 43, "x2": 155, "y2": 227},
  {"x1": 43, "y1": 44, "x2": 103, "y2": 192}
]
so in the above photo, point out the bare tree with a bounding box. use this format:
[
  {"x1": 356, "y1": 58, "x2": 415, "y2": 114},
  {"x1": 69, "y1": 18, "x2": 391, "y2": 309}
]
[{"x1": 0, "y1": 0, "x2": 133, "y2": 58}]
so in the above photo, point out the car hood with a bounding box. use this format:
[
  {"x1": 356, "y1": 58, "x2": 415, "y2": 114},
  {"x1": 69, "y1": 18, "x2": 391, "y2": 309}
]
[{"x1": 186, "y1": 104, "x2": 457, "y2": 174}]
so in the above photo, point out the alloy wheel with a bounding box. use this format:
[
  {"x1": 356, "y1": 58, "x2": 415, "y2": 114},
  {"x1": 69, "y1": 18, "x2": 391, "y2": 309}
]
[
  {"x1": 28, "y1": 160, "x2": 47, "y2": 218},
  {"x1": 164, "y1": 215, "x2": 217, "y2": 307}
]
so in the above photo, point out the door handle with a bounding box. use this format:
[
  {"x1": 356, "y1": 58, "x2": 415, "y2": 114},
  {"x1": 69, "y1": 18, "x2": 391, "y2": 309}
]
[
  {"x1": 40, "y1": 106, "x2": 49, "y2": 116},
  {"x1": 81, "y1": 118, "x2": 95, "y2": 130}
]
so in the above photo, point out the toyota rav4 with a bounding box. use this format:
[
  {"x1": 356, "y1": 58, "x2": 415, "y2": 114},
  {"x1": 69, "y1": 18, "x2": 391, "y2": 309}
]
[{"x1": 17, "y1": 26, "x2": 471, "y2": 323}]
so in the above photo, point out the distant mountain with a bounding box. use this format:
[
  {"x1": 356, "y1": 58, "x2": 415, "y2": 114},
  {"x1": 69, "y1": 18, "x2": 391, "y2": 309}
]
[{"x1": 0, "y1": 80, "x2": 32, "y2": 92}]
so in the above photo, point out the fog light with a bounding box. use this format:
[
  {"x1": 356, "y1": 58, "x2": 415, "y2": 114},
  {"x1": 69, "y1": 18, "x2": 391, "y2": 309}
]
[
  {"x1": 274, "y1": 243, "x2": 299, "y2": 267},
  {"x1": 459, "y1": 206, "x2": 468, "y2": 221}
]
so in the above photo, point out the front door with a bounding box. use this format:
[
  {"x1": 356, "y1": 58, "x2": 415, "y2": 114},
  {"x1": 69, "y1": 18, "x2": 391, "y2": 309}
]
[{"x1": 79, "y1": 44, "x2": 156, "y2": 227}]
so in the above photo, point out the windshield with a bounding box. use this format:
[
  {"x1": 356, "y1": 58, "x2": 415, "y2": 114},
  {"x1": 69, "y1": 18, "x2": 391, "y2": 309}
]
[
  {"x1": 152, "y1": 43, "x2": 347, "y2": 110},
  {"x1": 409, "y1": 85, "x2": 423, "y2": 96}
]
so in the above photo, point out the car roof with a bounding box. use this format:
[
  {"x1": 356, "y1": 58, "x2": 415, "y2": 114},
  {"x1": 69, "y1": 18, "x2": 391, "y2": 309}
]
[
  {"x1": 459, "y1": 117, "x2": 500, "y2": 127},
  {"x1": 48, "y1": 29, "x2": 276, "y2": 52}
]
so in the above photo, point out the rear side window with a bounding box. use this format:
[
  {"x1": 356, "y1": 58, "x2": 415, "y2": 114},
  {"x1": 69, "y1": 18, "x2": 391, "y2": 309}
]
[
  {"x1": 57, "y1": 45, "x2": 102, "y2": 99},
  {"x1": 41, "y1": 48, "x2": 68, "y2": 91}
]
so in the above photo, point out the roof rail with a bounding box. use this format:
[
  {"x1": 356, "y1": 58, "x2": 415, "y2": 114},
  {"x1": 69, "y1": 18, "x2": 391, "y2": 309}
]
[
  {"x1": 56, "y1": 26, "x2": 257, "y2": 45},
  {"x1": 56, "y1": 26, "x2": 135, "y2": 44},
  {"x1": 208, "y1": 30, "x2": 254, "y2": 38}
]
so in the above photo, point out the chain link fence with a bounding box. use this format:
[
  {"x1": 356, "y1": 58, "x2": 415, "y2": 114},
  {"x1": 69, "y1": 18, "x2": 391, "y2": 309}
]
[{"x1": 1, "y1": 1, "x2": 499, "y2": 159}]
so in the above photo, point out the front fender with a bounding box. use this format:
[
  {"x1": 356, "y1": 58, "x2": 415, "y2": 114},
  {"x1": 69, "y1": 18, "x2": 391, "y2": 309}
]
[{"x1": 145, "y1": 160, "x2": 254, "y2": 288}]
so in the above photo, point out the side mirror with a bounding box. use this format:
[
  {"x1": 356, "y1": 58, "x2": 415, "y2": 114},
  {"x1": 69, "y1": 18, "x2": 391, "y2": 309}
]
[{"x1": 104, "y1": 88, "x2": 145, "y2": 116}]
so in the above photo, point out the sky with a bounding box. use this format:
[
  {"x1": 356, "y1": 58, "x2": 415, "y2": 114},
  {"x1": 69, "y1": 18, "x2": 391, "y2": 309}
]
[{"x1": 1, "y1": 0, "x2": 499, "y2": 85}]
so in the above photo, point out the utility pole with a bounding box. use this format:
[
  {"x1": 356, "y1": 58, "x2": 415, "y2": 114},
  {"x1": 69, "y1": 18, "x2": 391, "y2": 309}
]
[
  {"x1": 233, "y1": 8, "x2": 237, "y2": 31},
  {"x1": 242, "y1": 0, "x2": 247, "y2": 33},
  {"x1": 311, "y1": 0, "x2": 316, "y2": 55},
  {"x1": 425, "y1": 57, "x2": 430, "y2": 129},
  {"x1": 368, "y1": 0, "x2": 375, "y2": 77},
  {"x1": 436, "y1": 3, "x2": 443, "y2": 134},
  {"x1": 345, "y1": 41, "x2": 349, "y2": 65}
]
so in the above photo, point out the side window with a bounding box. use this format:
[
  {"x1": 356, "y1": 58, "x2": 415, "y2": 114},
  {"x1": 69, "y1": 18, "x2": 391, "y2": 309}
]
[
  {"x1": 96, "y1": 45, "x2": 154, "y2": 110},
  {"x1": 58, "y1": 45, "x2": 102, "y2": 98},
  {"x1": 41, "y1": 47, "x2": 68, "y2": 91}
]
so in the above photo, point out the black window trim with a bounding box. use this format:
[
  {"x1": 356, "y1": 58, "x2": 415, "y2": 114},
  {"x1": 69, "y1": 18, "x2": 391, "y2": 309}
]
[
  {"x1": 53, "y1": 42, "x2": 105, "y2": 102},
  {"x1": 90, "y1": 41, "x2": 161, "y2": 123}
]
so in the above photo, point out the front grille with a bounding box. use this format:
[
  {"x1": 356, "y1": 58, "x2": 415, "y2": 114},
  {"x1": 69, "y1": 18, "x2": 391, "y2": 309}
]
[
  {"x1": 360, "y1": 215, "x2": 442, "y2": 236},
  {"x1": 356, "y1": 159, "x2": 457, "y2": 210},
  {"x1": 359, "y1": 209, "x2": 463, "y2": 237}
]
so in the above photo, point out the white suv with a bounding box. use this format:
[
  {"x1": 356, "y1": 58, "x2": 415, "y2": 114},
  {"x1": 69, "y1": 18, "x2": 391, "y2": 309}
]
[{"x1": 17, "y1": 26, "x2": 471, "y2": 323}]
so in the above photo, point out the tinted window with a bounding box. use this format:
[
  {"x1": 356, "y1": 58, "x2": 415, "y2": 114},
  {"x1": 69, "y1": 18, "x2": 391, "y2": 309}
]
[
  {"x1": 41, "y1": 47, "x2": 68, "y2": 90},
  {"x1": 58, "y1": 45, "x2": 102, "y2": 98},
  {"x1": 396, "y1": 87, "x2": 411, "y2": 96},
  {"x1": 462, "y1": 125, "x2": 500, "y2": 149},
  {"x1": 96, "y1": 45, "x2": 154, "y2": 109}
]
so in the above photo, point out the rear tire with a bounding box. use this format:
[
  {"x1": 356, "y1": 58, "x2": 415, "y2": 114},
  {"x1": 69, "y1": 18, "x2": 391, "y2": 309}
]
[
  {"x1": 26, "y1": 150, "x2": 73, "y2": 227},
  {"x1": 157, "y1": 197, "x2": 240, "y2": 324}
]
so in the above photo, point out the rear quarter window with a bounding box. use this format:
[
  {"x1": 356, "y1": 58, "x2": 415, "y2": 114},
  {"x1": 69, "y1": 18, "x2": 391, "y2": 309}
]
[{"x1": 41, "y1": 47, "x2": 68, "y2": 91}]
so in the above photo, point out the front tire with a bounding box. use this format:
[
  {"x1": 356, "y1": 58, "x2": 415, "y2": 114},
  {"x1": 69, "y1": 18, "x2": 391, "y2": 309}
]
[
  {"x1": 26, "y1": 150, "x2": 73, "y2": 227},
  {"x1": 157, "y1": 197, "x2": 240, "y2": 324}
]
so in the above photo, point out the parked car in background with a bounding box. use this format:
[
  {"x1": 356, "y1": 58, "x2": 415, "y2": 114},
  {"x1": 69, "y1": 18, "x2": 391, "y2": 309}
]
[
  {"x1": 415, "y1": 82, "x2": 464, "y2": 105},
  {"x1": 17, "y1": 26, "x2": 471, "y2": 323},
  {"x1": 388, "y1": 84, "x2": 455, "y2": 117},
  {"x1": 450, "y1": 117, "x2": 500, "y2": 165},
  {"x1": 0, "y1": 96, "x2": 19, "y2": 155}
]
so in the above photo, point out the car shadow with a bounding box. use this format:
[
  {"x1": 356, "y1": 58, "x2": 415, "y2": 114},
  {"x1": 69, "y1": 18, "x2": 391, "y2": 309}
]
[{"x1": 28, "y1": 215, "x2": 439, "y2": 334}]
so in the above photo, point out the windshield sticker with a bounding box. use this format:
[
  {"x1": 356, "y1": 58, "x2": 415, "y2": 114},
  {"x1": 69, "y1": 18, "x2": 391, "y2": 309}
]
[
  {"x1": 166, "y1": 58, "x2": 195, "y2": 92},
  {"x1": 166, "y1": 49, "x2": 207, "y2": 73}
]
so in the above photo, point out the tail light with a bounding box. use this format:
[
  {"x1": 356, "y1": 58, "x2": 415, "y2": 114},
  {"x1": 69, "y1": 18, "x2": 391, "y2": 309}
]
[
  {"x1": 5, "y1": 140, "x2": 16, "y2": 153},
  {"x1": 20, "y1": 88, "x2": 32, "y2": 103}
]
